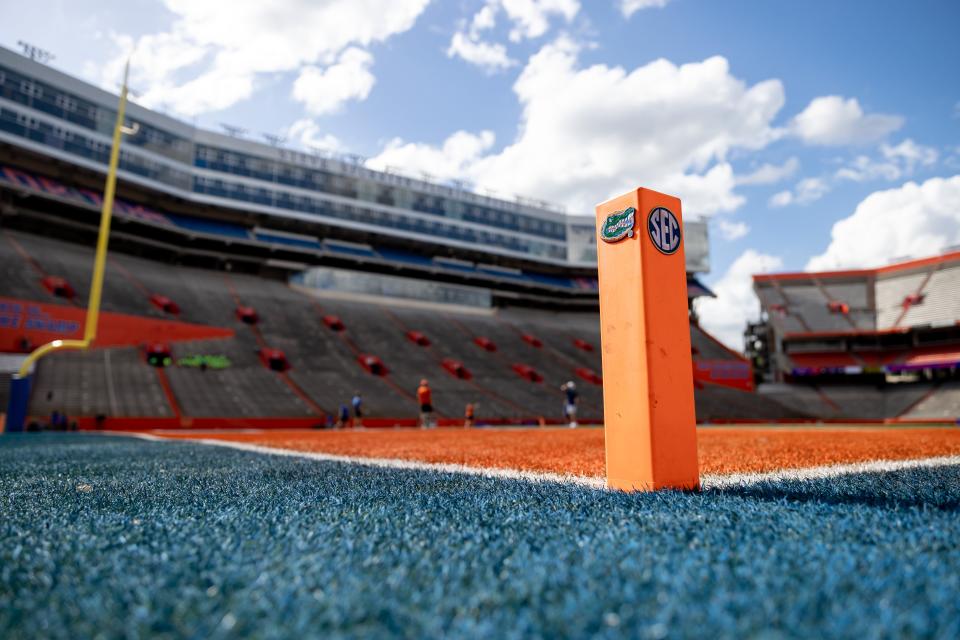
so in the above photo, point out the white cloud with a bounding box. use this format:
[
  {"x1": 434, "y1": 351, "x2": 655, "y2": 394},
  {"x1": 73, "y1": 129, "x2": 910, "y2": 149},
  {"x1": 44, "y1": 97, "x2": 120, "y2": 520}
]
[
  {"x1": 768, "y1": 190, "x2": 793, "y2": 208},
  {"x1": 736, "y1": 157, "x2": 799, "y2": 186},
  {"x1": 98, "y1": 0, "x2": 430, "y2": 116},
  {"x1": 447, "y1": 32, "x2": 516, "y2": 72},
  {"x1": 791, "y1": 95, "x2": 903, "y2": 146},
  {"x1": 140, "y1": 66, "x2": 256, "y2": 116},
  {"x1": 717, "y1": 219, "x2": 750, "y2": 241},
  {"x1": 835, "y1": 139, "x2": 939, "y2": 183},
  {"x1": 377, "y1": 39, "x2": 785, "y2": 215},
  {"x1": 884, "y1": 139, "x2": 939, "y2": 166},
  {"x1": 806, "y1": 175, "x2": 960, "y2": 271},
  {"x1": 284, "y1": 119, "x2": 342, "y2": 153},
  {"x1": 367, "y1": 130, "x2": 497, "y2": 182},
  {"x1": 768, "y1": 177, "x2": 829, "y2": 208},
  {"x1": 500, "y1": 0, "x2": 580, "y2": 41},
  {"x1": 472, "y1": 3, "x2": 499, "y2": 31},
  {"x1": 620, "y1": 0, "x2": 672, "y2": 17},
  {"x1": 292, "y1": 48, "x2": 375, "y2": 115},
  {"x1": 697, "y1": 249, "x2": 784, "y2": 350},
  {"x1": 448, "y1": 0, "x2": 576, "y2": 71}
]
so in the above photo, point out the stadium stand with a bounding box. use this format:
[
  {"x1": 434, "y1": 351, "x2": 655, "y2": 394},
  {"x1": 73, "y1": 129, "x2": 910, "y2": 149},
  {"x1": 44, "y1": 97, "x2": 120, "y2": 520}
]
[
  {"x1": 0, "y1": 228, "x2": 797, "y2": 424},
  {"x1": 902, "y1": 381, "x2": 960, "y2": 419},
  {"x1": 690, "y1": 323, "x2": 737, "y2": 361},
  {"x1": 757, "y1": 382, "x2": 936, "y2": 420},
  {"x1": 875, "y1": 271, "x2": 928, "y2": 329},
  {"x1": 15, "y1": 45, "x2": 948, "y2": 424},
  {"x1": 893, "y1": 263, "x2": 960, "y2": 329},
  {"x1": 695, "y1": 382, "x2": 806, "y2": 422},
  {"x1": 0, "y1": 371, "x2": 10, "y2": 415},
  {"x1": 30, "y1": 347, "x2": 174, "y2": 419},
  {"x1": 753, "y1": 252, "x2": 960, "y2": 420}
]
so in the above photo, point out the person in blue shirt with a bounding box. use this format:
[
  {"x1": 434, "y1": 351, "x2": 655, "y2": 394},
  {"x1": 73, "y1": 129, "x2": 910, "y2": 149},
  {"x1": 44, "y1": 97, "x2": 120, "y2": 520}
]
[
  {"x1": 560, "y1": 381, "x2": 579, "y2": 428},
  {"x1": 337, "y1": 404, "x2": 350, "y2": 429},
  {"x1": 351, "y1": 392, "x2": 363, "y2": 427}
]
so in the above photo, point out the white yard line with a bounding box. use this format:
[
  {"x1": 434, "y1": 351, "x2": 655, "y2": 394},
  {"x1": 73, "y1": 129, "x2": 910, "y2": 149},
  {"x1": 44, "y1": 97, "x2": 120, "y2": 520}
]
[
  {"x1": 701, "y1": 455, "x2": 960, "y2": 489},
  {"x1": 109, "y1": 432, "x2": 960, "y2": 491},
  {"x1": 112, "y1": 432, "x2": 608, "y2": 489}
]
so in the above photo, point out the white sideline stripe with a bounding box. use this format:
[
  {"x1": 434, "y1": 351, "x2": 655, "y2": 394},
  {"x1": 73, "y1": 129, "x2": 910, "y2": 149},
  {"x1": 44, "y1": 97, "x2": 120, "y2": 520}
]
[
  {"x1": 117, "y1": 433, "x2": 608, "y2": 489},
  {"x1": 111, "y1": 433, "x2": 960, "y2": 491},
  {"x1": 701, "y1": 454, "x2": 960, "y2": 489}
]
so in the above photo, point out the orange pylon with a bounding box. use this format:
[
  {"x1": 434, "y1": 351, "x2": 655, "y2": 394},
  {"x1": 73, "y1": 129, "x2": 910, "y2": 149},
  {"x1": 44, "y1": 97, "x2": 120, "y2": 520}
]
[{"x1": 595, "y1": 188, "x2": 700, "y2": 491}]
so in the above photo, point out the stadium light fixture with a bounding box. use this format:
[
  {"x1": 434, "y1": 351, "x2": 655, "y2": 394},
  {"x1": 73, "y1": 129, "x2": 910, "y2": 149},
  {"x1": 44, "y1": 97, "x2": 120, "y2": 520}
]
[
  {"x1": 220, "y1": 124, "x2": 248, "y2": 138},
  {"x1": 16, "y1": 40, "x2": 55, "y2": 64},
  {"x1": 262, "y1": 134, "x2": 286, "y2": 147}
]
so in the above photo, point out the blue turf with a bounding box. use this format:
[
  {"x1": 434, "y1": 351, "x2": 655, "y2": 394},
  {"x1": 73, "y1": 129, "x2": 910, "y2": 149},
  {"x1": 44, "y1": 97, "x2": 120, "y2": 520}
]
[{"x1": 1, "y1": 433, "x2": 959, "y2": 639}]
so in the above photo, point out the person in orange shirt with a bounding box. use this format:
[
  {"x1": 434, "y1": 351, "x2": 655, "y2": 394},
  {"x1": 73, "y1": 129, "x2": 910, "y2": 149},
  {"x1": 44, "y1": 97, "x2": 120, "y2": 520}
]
[
  {"x1": 417, "y1": 378, "x2": 434, "y2": 428},
  {"x1": 464, "y1": 402, "x2": 476, "y2": 428}
]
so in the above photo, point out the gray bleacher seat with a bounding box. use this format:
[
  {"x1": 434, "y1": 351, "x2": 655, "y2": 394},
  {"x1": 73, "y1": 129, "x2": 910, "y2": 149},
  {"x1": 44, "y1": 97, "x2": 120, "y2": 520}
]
[
  {"x1": 0, "y1": 232, "x2": 46, "y2": 300},
  {"x1": 899, "y1": 265, "x2": 960, "y2": 329},
  {"x1": 0, "y1": 229, "x2": 819, "y2": 423},
  {"x1": 691, "y1": 324, "x2": 736, "y2": 360},
  {"x1": 781, "y1": 284, "x2": 852, "y2": 333},
  {"x1": 696, "y1": 383, "x2": 804, "y2": 422},
  {"x1": 0, "y1": 372, "x2": 11, "y2": 415},
  {"x1": 30, "y1": 347, "x2": 173, "y2": 418},
  {"x1": 876, "y1": 271, "x2": 927, "y2": 329},
  {"x1": 902, "y1": 381, "x2": 960, "y2": 419}
]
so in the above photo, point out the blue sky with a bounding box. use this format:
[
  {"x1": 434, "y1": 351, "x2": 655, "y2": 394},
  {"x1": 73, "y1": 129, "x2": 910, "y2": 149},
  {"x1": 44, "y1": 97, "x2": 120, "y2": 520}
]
[{"x1": 2, "y1": 0, "x2": 958, "y2": 347}]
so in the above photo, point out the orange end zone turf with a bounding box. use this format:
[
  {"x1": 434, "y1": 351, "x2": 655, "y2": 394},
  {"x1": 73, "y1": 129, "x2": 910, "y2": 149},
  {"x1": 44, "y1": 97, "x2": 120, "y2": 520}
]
[{"x1": 155, "y1": 427, "x2": 960, "y2": 479}]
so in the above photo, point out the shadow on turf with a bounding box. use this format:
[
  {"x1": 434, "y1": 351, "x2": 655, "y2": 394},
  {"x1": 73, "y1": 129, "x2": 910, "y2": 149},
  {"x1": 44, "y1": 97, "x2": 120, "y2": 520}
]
[{"x1": 707, "y1": 465, "x2": 960, "y2": 511}]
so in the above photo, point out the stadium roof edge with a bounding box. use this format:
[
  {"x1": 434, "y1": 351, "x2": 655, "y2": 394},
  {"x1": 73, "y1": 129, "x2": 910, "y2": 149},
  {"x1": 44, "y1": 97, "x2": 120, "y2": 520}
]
[
  {"x1": 753, "y1": 250, "x2": 960, "y2": 283},
  {"x1": 0, "y1": 44, "x2": 569, "y2": 220}
]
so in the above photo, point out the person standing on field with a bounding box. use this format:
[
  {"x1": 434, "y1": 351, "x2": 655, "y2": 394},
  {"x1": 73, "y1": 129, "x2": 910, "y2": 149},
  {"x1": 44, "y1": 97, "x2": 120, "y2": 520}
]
[
  {"x1": 351, "y1": 392, "x2": 363, "y2": 427},
  {"x1": 417, "y1": 379, "x2": 434, "y2": 428},
  {"x1": 561, "y1": 381, "x2": 579, "y2": 428},
  {"x1": 464, "y1": 402, "x2": 476, "y2": 428},
  {"x1": 337, "y1": 404, "x2": 350, "y2": 429}
]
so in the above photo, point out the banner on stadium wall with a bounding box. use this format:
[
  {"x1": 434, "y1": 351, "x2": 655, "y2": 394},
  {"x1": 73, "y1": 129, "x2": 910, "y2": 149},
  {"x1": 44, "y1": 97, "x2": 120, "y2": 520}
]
[
  {"x1": 693, "y1": 359, "x2": 754, "y2": 391},
  {"x1": 0, "y1": 297, "x2": 234, "y2": 352}
]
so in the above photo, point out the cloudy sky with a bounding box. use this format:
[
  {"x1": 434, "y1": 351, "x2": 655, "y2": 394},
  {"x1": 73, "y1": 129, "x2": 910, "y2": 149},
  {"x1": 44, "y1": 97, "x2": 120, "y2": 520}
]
[{"x1": 2, "y1": 0, "x2": 959, "y2": 348}]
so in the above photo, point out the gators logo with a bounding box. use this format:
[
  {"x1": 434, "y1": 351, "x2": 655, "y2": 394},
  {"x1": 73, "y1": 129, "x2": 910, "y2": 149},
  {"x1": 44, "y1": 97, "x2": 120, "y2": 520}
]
[{"x1": 599, "y1": 207, "x2": 636, "y2": 243}]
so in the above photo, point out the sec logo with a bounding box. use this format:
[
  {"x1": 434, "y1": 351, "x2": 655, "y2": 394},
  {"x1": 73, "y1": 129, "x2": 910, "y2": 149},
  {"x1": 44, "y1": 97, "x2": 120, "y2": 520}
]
[{"x1": 647, "y1": 207, "x2": 681, "y2": 255}]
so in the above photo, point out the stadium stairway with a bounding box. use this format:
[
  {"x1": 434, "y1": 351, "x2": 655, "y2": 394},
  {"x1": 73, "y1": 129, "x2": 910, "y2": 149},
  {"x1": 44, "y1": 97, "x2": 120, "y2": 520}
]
[
  {"x1": 223, "y1": 277, "x2": 414, "y2": 417},
  {"x1": 313, "y1": 298, "x2": 517, "y2": 420},
  {"x1": 456, "y1": 312, "x2": 604, "y2": 419},
  {"x1": 381, "y1": 306, "x2": 533, "y2": 418},
  {"x1": 389, "y1": 308, "x2": 560, "y2": 419}
]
